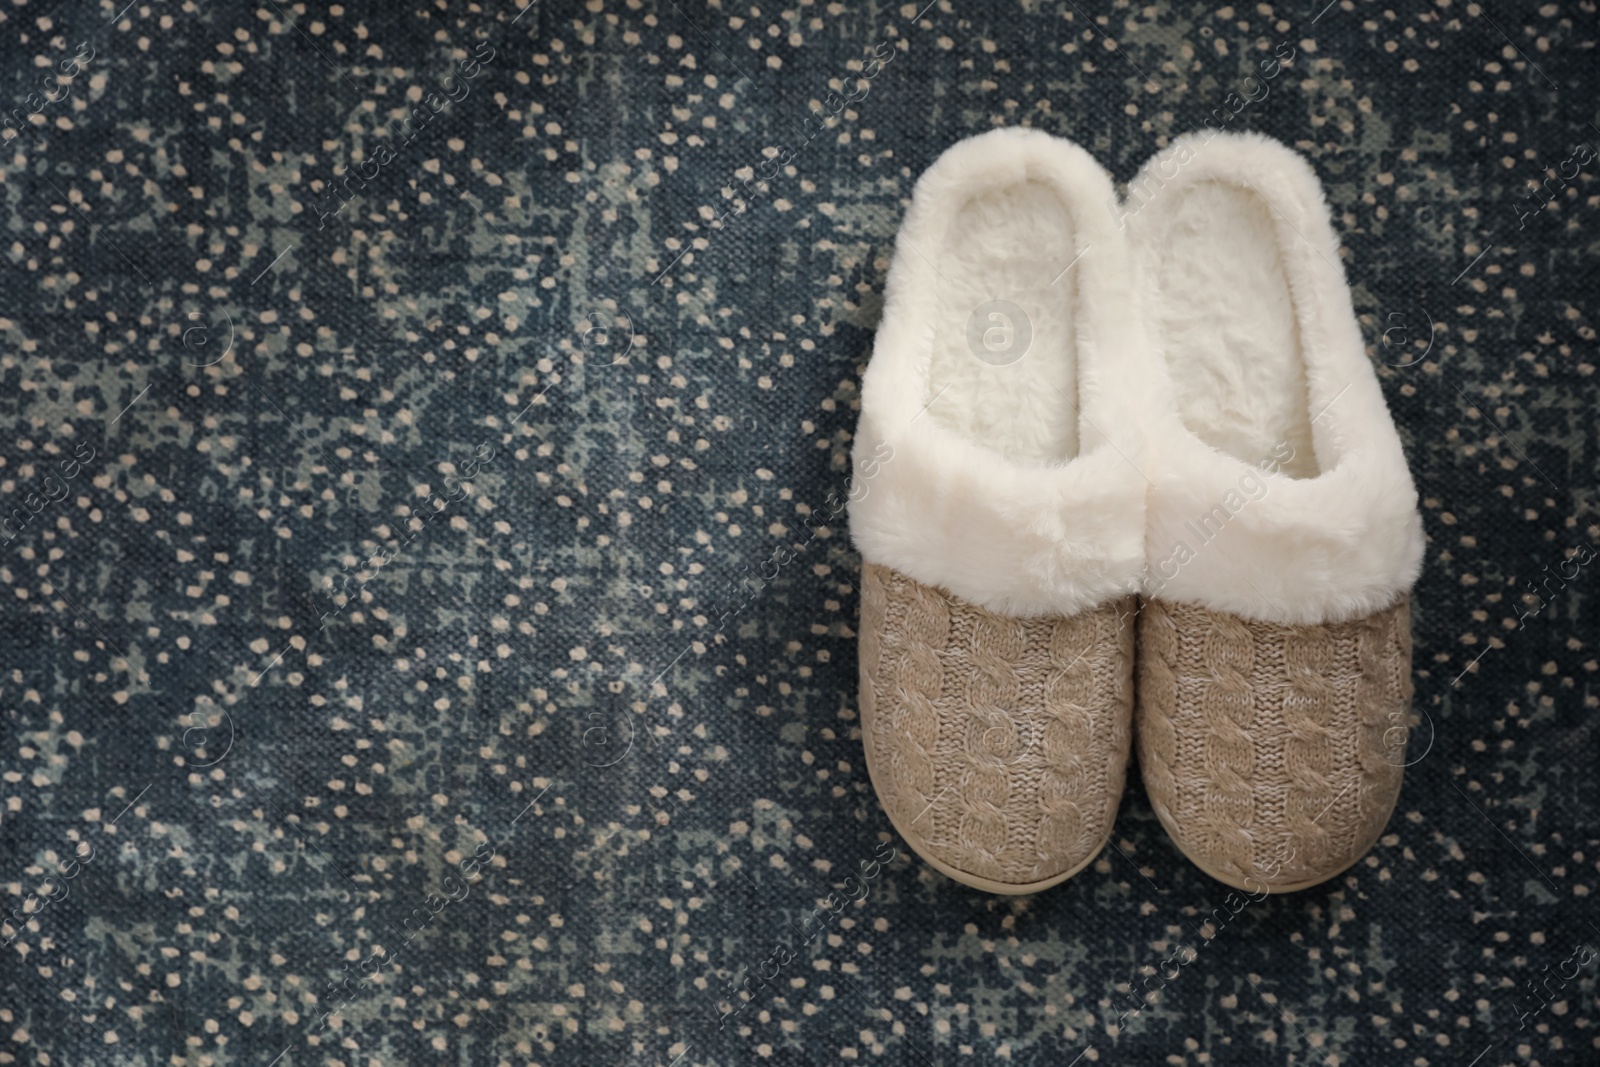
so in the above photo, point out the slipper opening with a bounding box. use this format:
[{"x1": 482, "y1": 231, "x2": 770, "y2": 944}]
[
  {"x1": 1147, "y1": 179, "x2": 1320, "y2": 479},
  {"x1": 925, "y1": 178, "x2": 1085, "y2": 465}
]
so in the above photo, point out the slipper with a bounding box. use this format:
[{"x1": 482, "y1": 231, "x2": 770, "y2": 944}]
[
  {"x1": 849, "y1": 128, "x2": 1150, "y2": 894},
  {"x1": 1125, "y1": 131, "x2": 1425, "y2": 893}
]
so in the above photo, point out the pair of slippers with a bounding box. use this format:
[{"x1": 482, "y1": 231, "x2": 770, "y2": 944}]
[{"x1": 850, "y1": 129, "x2": 1424, "y2": 895}]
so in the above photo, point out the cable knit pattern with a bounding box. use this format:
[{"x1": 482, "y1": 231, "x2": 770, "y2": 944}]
[
  {"x1": 859, "y1": 562, "x2": 1134, "y2": 888},
  {"x1": 1136, "y1": 596, "x2": 1412, "y2": 891}
]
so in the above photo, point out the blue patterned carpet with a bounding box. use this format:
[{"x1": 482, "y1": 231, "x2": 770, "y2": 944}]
[{"x1": 1, "y1": 2, "x2": 1596, "y2": 1065}]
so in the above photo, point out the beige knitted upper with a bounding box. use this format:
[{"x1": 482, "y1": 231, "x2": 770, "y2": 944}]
[
  {"x1": 858, "y1": 562, "x2": 1135, "y2": 888},
  {"x1": 1136, "y1": 596, "x2": 1413, "y2": 891}
]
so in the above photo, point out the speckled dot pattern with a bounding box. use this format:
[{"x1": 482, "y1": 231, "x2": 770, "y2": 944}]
[{"x1": 0, "y1": 2, "x2": 1595, "y2": 1066}]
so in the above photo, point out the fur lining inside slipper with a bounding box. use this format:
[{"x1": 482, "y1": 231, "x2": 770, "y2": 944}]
[
  {"x1": 849, "y1": 128, "x2": 1150, "y2": 619},
  {"x1": 1127, "y1": 131, "x2": 1424, "y2": 625}
]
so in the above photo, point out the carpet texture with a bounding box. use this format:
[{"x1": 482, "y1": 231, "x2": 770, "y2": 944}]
[{"x1": 1, "y1": 2, "x2": 1596, "y2": 1065}]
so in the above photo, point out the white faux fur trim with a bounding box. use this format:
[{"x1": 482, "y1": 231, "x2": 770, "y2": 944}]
[
  {"x1": 1126, "y1": 131, "x2": 1424, "y2": 626},
  {"x1": 848, "y1": 128, "x2": 1149, "y2": 619}
]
